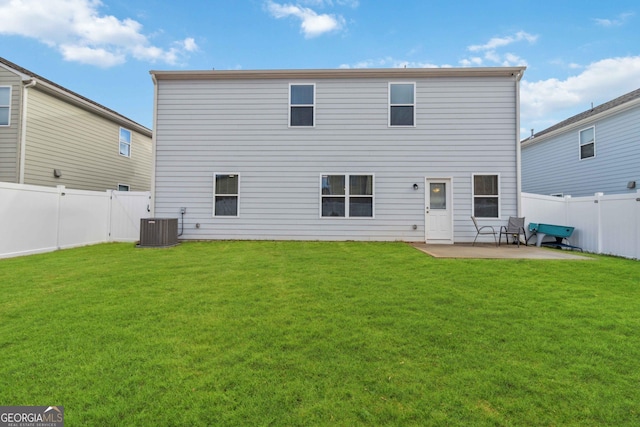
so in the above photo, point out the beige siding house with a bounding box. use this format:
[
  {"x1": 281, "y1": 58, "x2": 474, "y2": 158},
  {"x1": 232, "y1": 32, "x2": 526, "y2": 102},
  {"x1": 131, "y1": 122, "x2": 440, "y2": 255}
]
[{"x1": 0, "y1": 57, "x2": 152, "y2": 191}]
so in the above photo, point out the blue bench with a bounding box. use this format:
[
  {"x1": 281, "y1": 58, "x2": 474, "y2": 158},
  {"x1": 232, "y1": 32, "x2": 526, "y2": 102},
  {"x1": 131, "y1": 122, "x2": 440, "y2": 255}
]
[{"x1": 527, "y1": 223, "x2": 583, "y2": 252}]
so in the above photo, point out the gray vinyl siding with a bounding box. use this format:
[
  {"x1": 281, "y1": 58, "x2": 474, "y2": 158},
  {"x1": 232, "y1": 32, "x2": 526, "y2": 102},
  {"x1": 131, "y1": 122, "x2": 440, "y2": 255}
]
[
  {"x1": 0, "y1": 68, "x2": 21, "y2": 183},
  {"x1": 22, "y1": 88, "x2": 152, "y2": 191},
  {"x1": 154, "y1": 76, "x2": 519, "y2": 242},
  {"x1": 522, "y1": 105, "x2": 640, "y2": 197}
]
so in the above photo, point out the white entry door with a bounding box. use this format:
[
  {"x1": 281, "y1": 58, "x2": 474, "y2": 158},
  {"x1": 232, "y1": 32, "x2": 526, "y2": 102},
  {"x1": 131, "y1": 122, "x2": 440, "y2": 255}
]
[{"x1": 425, "y1": 178, "x2": 453, "y2": 243}]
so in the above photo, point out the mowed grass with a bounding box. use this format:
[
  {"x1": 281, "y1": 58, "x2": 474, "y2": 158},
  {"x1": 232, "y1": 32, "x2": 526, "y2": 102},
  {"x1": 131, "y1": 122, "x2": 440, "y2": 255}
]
[{"x1": 0, "y1": 242, "x2": 639, "y2": 426}]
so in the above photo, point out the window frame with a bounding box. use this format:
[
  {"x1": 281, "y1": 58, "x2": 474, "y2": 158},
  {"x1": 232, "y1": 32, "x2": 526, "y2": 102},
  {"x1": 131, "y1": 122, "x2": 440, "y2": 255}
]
[
  {"x1": 388, "y1": 82, "x2": 416, "y2": 127},
  {"x1": 117, "y1": 184, "x2": 130, "y2": 191},
  {"x1": 213, "y1": 172, "x2": 240, "y2": 218},
  {"x1": 0, "y1": 86, "x2": 11, "y2": 127},
  {"x1": 319, "y1": 173, "x2": 375, "y2": 219},
  {"x1": 119, "y1": 127, "x2": 132, "y2": 158},
  {"x1": 579, "y1": 126, "x2": 595, "y2": 160},
  {"x1": 289, "y1": 83, "x2": 315, "y2": 128},
  {"x1": 472, "y1": 173, "x2": 501, "y2": 219}
]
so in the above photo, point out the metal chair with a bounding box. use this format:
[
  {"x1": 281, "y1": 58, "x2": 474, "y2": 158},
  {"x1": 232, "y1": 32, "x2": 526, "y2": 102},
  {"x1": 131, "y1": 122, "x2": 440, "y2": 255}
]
[
  {"x1": 499, "y1": 217, "x2": 527, "y2": 247},
  {"x1": 471, "y1": 216, "x2": 497, "y2": 246}
]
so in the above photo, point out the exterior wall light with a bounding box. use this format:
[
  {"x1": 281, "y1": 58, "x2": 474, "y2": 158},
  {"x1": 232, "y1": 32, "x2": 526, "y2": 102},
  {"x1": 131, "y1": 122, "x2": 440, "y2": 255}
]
[{"x1": 413, "y1": 183, "x2": 419, "y2": 190}]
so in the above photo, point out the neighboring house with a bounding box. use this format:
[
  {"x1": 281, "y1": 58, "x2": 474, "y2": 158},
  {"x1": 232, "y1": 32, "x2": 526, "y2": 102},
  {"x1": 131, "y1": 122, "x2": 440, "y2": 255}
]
[
  {"x1": 521, "y1": 88, "x2": 640, "y2": 197},
  {"x1": 0, "y1": 57, "x2": 152, "y2": 191},
  {"x1": 150, "y1": 67, "x2": 525, "y2": 243}
]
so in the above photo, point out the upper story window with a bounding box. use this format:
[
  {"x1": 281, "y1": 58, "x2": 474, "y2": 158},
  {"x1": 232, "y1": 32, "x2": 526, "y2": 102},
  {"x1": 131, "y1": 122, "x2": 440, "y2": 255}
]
[
  {"x1": 0, "y1": 86, "x2": 11, "y2": 126},
  {"x1": 579, "y1": 126, "x2": 595, "y2": 160},
  {"x1": 472, "y1": 174, "x2": 500, "y2": 218},
  {"x1": 119, "y1": 127, "x2": 131, "y2": 157},
  {"x1": 321, "y1": 174, "x2": 374, "y2": 218},
  {"x1": 214, "y1": 173, "x2": 239, "y2": 217},
  {"x1": 290, "y1": 84, "x2": 315, "y2": 127},
  {"x1": 389, "y1": 83, "x2": 415, "y2": 127}
]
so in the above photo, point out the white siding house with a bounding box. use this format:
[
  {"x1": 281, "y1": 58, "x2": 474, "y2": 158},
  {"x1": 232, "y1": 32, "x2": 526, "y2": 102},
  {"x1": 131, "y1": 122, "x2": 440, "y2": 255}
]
[
  {"x1": 150, "y1": 67, "x2": 525, "y2": 243},
  {"x1": 522, "y1": 88, "x2": 640, "y2": 197}
]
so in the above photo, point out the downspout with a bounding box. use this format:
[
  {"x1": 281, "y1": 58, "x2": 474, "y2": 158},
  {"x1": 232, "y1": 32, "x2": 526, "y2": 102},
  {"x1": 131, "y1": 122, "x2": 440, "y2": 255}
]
[
  {"x1": 19, "y1": 79, "x2": 37, "y2": 183},
  {"x1": 514, "y1": 70, "x2": 524, "y2": 217},
  {"x1": 150, "y1": 73, "x2": 158, "y2": 218}
]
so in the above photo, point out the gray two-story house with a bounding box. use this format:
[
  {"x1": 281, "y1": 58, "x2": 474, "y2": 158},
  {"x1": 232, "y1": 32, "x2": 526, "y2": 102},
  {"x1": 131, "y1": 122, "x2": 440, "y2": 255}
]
[
  {"x1": 150, "y1": 67, "x2": 525, "y2": 243},
  {"x1": 0, "y1": 57, "x2": 152, "y2": 191},
  {"x1": 522, "y1": 88, "x2": 640, "y2": 197}
]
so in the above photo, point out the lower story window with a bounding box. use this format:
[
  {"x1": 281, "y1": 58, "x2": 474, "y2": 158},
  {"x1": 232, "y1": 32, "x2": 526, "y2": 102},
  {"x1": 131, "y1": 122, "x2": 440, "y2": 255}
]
[
  {"x1": 117, "y1": 184, "x2": 130, "y2": 191},
  {"x1": 321, "y1": 174, "x2": 373, "y2": 218},
  {"x1": 473, "y1": 174, "x2": 499, "y2": 218},
  {"x1": 214, "y1": 173, "x2": 239, "y2": 216}
]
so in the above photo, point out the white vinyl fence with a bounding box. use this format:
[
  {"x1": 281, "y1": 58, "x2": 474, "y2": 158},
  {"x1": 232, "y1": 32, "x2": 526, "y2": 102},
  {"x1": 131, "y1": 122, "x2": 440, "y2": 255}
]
[
  {"x1": 0, "y1": 182, "x2": 151, "y2": 259},
  {"x1": 522, "y1": 191, "x2": 640, "y2": 259}
]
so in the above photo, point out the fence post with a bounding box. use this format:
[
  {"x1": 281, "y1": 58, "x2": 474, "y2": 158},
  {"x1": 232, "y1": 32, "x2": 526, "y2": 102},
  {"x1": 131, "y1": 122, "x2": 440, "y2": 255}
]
[
  {"x1": 106, "y1": 189, "x2": 114, "y2": 242},
  {"x1": 636, "y1": 190, "x2": 640, "y2": 259},
  {"x1": 594, "y1": 192, "x2": 604, "y2": 254},
  {"x1": 563, "y1": 195, "x2": 571, "y2": 226},
  {"x1": 55, "y1": 185, "x2": 66, "y2": 250}
]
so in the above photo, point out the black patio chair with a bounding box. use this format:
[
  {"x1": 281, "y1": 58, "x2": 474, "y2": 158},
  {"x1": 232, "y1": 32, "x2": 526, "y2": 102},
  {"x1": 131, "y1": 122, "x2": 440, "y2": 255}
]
[
  {"x1": 471, "y1": 216, "x2": 497, "y2": 246},
  {"x1": 499, "y1": 216, "x2": 527, "y2": 247}
]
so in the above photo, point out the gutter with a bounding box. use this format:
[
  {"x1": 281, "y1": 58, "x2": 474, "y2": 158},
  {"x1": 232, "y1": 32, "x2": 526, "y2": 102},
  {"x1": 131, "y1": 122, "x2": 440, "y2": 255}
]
[
  {"x1": 150, "y1": 66, "x2": 528, "y2": 81},
  {"x1": 19, "y1": 79, "x2": 37, "y2": 183}
]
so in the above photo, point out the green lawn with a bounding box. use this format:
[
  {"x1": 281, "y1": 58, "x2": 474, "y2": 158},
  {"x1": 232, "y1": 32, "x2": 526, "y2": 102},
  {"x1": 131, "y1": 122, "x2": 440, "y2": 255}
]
[{"x1": 1, "y1": 241, "x2": 639, "y2": 426}]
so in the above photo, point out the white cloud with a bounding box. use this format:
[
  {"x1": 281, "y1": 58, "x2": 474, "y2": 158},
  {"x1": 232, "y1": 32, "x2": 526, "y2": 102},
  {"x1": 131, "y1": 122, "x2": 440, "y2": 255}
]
[
  {"x1": 462, "y1": 31, "x2": 536, "y2": 67},
  {"x1": 594, "y1": 12, "x2": 634, "y2": 27},
  {"x1": 521, "y1": 56, "x2": 640, "y2": 134},
  {"x1": 0, "y1": 0, "x2": 198, "y2": 67},
  {"x1": 468, "y1": 31, "x2": 538, "y2": 52},
  {"x1": 266, "y1": 1, "x2": 345, "y2": 38},
  {"x1": 339, "y1": 57, "x2": 443, "y2": 69},
  {"x1": 299, "y1": 0, "x2": 359, "y2": 7}
]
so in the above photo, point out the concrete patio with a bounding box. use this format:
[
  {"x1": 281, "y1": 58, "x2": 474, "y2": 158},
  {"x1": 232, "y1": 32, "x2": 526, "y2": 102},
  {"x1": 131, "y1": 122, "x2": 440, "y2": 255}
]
[{"x1": 410, "y1": 243, "x2": 590, "y2": 259}]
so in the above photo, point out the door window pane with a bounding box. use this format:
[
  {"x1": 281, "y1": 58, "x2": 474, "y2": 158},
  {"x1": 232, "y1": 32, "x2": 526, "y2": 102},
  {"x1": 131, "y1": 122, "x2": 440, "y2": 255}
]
[{"x1": 430, "y1": 183, "x2": 446, "y2": 209}]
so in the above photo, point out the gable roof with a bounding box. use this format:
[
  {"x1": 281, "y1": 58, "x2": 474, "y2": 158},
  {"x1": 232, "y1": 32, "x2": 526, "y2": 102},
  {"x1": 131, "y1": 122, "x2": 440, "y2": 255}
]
[
  {"x1": 523, "y1": 87, "x2": 640, "y2": 145},
  {"x1": 0, "y1": 56, "x2": 151, "y2": 137}
]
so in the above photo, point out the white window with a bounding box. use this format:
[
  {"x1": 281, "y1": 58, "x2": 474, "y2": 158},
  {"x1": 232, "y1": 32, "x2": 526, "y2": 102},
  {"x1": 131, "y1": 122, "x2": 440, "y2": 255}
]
[
  {"x1": 579, "y1": 126, "x2": 595, "y2": 160},
  {"x1": 389, "y1": 83, "x2": 415, "y2": 126},
  {"x1": 321, "y1": 174, "x2": 374, "y2": 218},
  {"x1": 0, "y1": 86, "x2": 11, "y2": 126},
  {"x1": 289, "y1": 84, "x2": 315, "y2": 127},
  {"x1": 119, "y1": 128, "x2": 131, "y2": 157},
  {"x1": 472, "y1": 174, "x2": 500, "y2": 218},
  {"x1": 214, "y1": 173, "x2": 239, "y2": 217},
  {"x1": 117, "y1": 184, "x2": 130, "y2": 191}
]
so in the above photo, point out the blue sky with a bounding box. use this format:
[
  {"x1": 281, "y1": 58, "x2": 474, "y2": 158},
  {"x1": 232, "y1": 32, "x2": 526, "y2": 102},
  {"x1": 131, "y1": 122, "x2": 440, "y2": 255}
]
[{"x1": 1, "y1": 0, "x2": 639, "y2": 136}]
